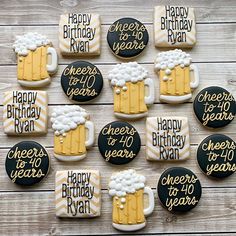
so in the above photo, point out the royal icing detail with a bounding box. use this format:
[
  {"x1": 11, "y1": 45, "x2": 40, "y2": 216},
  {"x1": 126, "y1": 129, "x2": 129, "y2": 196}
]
[
  {"x1": 55, "y1": 170, "x2": 101, "y2": 218},
  {"x1": 61, "y1": 61, "x2": 103, "y2": 102},
  {"x1": 146, "y1": 117, "x2": 190, "y2": 161},
  {"x1": 59, "y1": 13, "x2": 101, "y2": 55},
  {"x1": 155, "y1": 49, "x2": 199, "y2": 103},
  {"x1": 193, "y1": 86, "x2": 236, "y2": 128},
  {"x1": 98, "y1": 121, "x2": 141, "y2": 165},
  {"x1": 108, "y1": 62, "x2": 154, "y2": 119},
  {"x1": 5, "y1": 141, "x2": 50, "y2": 186},
  {"x1": 13, "y1": 32, "x2": 58, "y2": 87},
  {"x1": 3, "y1": 91, "x2": 48, "y2": 135},
  {"x1": 107, "y1": 18, "x2": 149, "y2": 58},
  {"x1": 109, "y1": 169, "x2": 154, "y2": 231},
  {"x1": 157, "y1": 167, "x2": 202, "y2": 212},
  {"x1": 197, "y1": 134, "x2": 236, "y2": 178},
  {"x1": 51, "y1": 105, "x2": 94, "y2": 161},
  {"x1": 154, "y1": 6, "x2": 196, "y2": 48}
]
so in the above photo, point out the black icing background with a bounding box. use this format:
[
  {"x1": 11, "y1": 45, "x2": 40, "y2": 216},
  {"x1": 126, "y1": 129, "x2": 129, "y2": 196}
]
[
  {"x1": 5, "y1": 141, "x2": 50, "y2": 186},
  {"x1": 197, "y1": 134, "x2": 236, "y2": 178},
  {"x1": 61, "y1": 61, "x2": 103, "y2": 102},
  {"x1": 157, "y1": 167, "x2": 202, "y2": 213},
  {"x1": 107, "y1": 17, "x2": 149, "y2": 58},
  {"x1": 193, "y1": 86, "x2": 236, "y2": 128},
  {"x1": 98, "y1": 121, "x2": 141, "y2": 165}
]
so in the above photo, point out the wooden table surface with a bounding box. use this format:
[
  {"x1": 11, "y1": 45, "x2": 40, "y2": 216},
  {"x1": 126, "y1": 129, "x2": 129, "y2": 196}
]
[{"x1": 0, "y1": 0, "x2": 236, "y2": 235}]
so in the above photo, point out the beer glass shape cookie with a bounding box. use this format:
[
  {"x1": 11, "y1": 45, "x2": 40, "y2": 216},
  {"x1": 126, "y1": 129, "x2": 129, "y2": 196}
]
[
  {"x1": 13, "y1": 32, "x2": 58, "y2": 87},
  {"x1": 146, "y1": 117, "x2": 190, "y2": 161},
  {"x1": 108, "y1": 169, "x2": 155, "y2": 231},
  {"x1": 154, "y1": 6, "x2": 196, "y2": 48},
  {"x1": 51, "y1": 105, "x2": 94, "y2": 161},
  {"x1": 59, "y1": 13, "x2": 101, "y2": 56},
  {"x1": 155, "y1": 49, "x2": 199, "y2": 103},
  {"x1": 55, "y1": 170, "x2": 101, "y2": 218},
  {"x1": 3, "y1": 90, "x2": 48, "y2": 135},
  {"x1": 108, "y1": 62, "x2": 155, "y2": 119}
]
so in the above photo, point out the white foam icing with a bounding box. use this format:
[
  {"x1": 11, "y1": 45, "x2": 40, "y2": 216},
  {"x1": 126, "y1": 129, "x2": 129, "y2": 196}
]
[
  {"x1": 108, "y1": 169, "x2": 146, "y2": 197},
  {"x1": 13, "y1": 32, "x2": 51, "y2": 56},
  {"x1": 108, "y1": 62, "x2": 148, "y2": 93},
  {"x1": 51, "y1": 105, "x2": 89, "y2": 136},
  {"x1": 155, "y1": 49, "x2": 192, "y2": 77}
]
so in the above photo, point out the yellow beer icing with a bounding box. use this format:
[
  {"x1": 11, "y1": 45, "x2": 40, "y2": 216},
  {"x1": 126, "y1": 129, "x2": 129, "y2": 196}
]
[
  {"x1": 160, "y1": 66, "x2": 191, "y2": 96},
  {"x1": 112, "y1": 190, "x2": 145, "y2": 225},
  {"x1": 17, "y1": 46, "x2": 50, "y2": 81},
  {"x1": 113, "y1": 81, "x2": 147, "y2": 114},
  {"x1": 54, "y1": 125, "x2": 86, "y2": 156}
]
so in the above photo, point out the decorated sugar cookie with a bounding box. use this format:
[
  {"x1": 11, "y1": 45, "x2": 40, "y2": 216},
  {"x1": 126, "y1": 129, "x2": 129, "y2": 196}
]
[
  {"x1": 146, "y1": 117, "x2": 190, "y2": 161},
  {"x1": 61, "y1": 61, "x2": 103, "y2": 102},
  {"x1": 109, "y1": 169, "x2": 154, "y2": 231},
  {"x1": 55, "y1": 170, "x2": 101, "y2": 218},
  {"x1": 193, "y1": 86, "x2": 236, "y2": 128},
  {"x1": 157, "y1": 167, "x2": 202, "y2": 213},
  {"x1": 107, "y1": 18, "x2": 149, "y2": 59},
  {"x1": 197, "y1": 134, "x2": 236, "y2": 178},
  {"x1": 13, "y1": 32, "x2": 58, "y2": 87},
  {"x1": 155, "y1": 49, "x2": 199, "y2": 103},
  {"x1": 154, "y1": 6, "x2": 196, "y2": 48},
  {"x1": 51, "y1": 105, "x2": 94, "y2": 161},
  {"x1": 98, "y1": 121, "x2": 141, "y2": 165},
  {"x1": 59, "y1": 13, "x2": 101, "y2": 56},
  {"x1": 5, "y1": 141, "x2": 50, "y2": 186},
  {"x1": 108, "y1": 62, "x2": 155, "y2": 119},
  {"x1": 3, "y1": 90, "x2": 48, "y2": 135}
]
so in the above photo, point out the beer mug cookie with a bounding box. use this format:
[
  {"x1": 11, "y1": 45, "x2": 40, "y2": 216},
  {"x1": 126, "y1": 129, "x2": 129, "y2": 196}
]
[
  {"x1": 13, "y1": 32, "x2": 58, "y2": 87},
  {"x1": 51, "y1": 105, "x2": 94, "y2": 161},
  {"x1": 108, "y1": 169, "x2": 154, "y2": 231},
  {"x1": 155, "y1": 49, "x2": 199, "y2": 103},
  {"x1": 108, "y1": 62, "x2": 155, "y2": 119}
]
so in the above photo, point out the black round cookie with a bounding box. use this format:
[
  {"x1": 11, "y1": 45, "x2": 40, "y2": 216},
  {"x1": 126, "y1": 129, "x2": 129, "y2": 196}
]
[
  {"x1": 193, "y1": 86, "x2": 236, "y2": 128},
  {"x1": 61, "y1": 61, "x2": 103, "y2": 102},
  {"x1": 197, "y1": 134, "x2": 236, "y2": 178},
  {"x1": 98, "y1": 121, "x2": 141, "y2": 165},
  {"x1": 107, "y1": 17, "x2": 149, "y2": 58},
  {"x1": 5, "y1": 141, "x2": 50, "y2": 186},
  {"x1": 157, "y1": 167, "x2": 202, "y2": 213}
]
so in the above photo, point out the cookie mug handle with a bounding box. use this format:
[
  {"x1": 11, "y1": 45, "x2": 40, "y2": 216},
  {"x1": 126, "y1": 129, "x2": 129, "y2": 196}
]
[
  {"x1": 85, "y1": 121, "x2": 95, "y2": 148},
  {"x1": 47, "y1": 47, "x2": 58, "y2": 73},
  {"x1": 143, "y1": 186, "x2": 155, "y2": 216},
  {"x1": 144, "y1": 78, "x2": 155, "y2": 105},
  {"x1": 190, "y1": 64, "x2": 200, "y2": 89}
]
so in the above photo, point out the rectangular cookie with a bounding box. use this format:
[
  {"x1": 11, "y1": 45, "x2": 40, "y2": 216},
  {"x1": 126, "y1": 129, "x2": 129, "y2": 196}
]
[
  {"x1": 59, "y1": 13, "x2": 101, "y2": 55},
  {"x1": 146, "y1": 117, "x2": 190, "y2": 161},
  {"x1": 154, "y1": 6, "x2": 196, "y2": 48},
  {"x1": 55, "y1": 170, "x2": 101, "y2": 218},
  {"x1": 3, "y1": 90, "x2": 48, "y2": 135}
]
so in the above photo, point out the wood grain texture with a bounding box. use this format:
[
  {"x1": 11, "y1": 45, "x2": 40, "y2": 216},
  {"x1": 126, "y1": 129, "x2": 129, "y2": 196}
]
[
  {"x1": 0, "y1": 189, "x2": 236, "y2": 235},
  {"x1": 1, "y1": 0, "x2": 236, "y2": 25},
  {"x1": 1, "y1": 24, "x2": 236, "y2": 65},
  {"x1": 0, "y1": 146, "x2": 236, "y2": 192},
  {"x1": 0, "y1": 63, "x2": 235, "y2": 104},
  {"x1": 0, "y1": 0, "x2": 236, "y2": 235}
]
